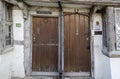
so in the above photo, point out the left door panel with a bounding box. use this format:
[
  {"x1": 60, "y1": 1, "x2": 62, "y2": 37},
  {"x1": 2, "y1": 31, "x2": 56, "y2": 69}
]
[{"x1": 32, "y1": 17, "x2": 58, "y2": 72}]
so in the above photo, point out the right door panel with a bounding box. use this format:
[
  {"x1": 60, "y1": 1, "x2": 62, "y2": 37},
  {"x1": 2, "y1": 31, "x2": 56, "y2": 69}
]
[{"x1": 64, "y1": 13, "x2": 91, "y2": 72}]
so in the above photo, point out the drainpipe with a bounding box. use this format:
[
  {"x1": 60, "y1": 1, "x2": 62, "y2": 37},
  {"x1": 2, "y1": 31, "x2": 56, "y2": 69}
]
[{"x1": 58, "y1": 0, "x2": 63, "y2": 79}]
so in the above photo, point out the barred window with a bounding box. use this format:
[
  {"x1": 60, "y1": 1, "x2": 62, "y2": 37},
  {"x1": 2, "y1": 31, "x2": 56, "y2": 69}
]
[
  {"x1": 115, "y1": 8, "x2": 120, "y2": 50},
  {"x1": 0, "y1": 2, "x2": 13, "y2": 54},
  {"x1": 4, "y1": 3, "x2": 13, "y2": 48},
  {"x1": 5, "y1": 25, "x2": 12, "y2": 46},
  {"x1": 5, "y1": 3, "x2": 12, "y2": 21},
  {"x1": 102, "y1": 7, "x2": 120, "y2": 57}
]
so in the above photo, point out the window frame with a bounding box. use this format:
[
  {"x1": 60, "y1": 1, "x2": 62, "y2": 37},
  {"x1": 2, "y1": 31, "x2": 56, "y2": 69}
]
[
  {"x1": 102, "y1": 8, "x2": 109, "y2": 50},
  {"x1": 0, "y1": 2, "x2": 13, "y2": 55},
  {"x1": 101, "y1": 7, "x2": 110, "y2": 56},
  {"x1": 4, "y1": 23, "x2": 13, "y2": 48},
  {"x1": 2, "y1": 2, "x2": 13, "y2": 53},
  {"x1": 115, "y1": 8, "x2": 120, "y2": 50},
  {"x1": 102, "y1": 7, "x2": 120, "y2": 57}
]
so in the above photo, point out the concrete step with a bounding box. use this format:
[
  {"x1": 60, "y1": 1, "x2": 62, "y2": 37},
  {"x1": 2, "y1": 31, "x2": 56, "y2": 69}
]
[{"x1": 12, "y1": 76, "x2": 92, "y2": 79}]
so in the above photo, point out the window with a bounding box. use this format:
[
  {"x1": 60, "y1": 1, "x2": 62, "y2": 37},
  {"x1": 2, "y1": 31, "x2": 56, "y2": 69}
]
[
  {"x1": 4, "y1": 3, "x2": 13, "y2": 48},
  {"x1": 102, "y1": 7, "x2": 120, "y2": 57},
  {"x1": 6, "y1": 3, "x2": 12, "y2": 21},
  {"x1": 0, "y1": 2, "x2": 13, "y2": 54},
  {"x1": 5, "y1": 25, "x2": 12, "y2": 46},
  {"x1": 115, "y1": 8, "x2": 120, "y2": 50}
]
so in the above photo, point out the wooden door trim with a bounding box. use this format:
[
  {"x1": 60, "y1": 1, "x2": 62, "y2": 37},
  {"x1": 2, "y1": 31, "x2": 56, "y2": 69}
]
[{"x1": 24, "y1": 12, "x2": 93, "y2": 77}]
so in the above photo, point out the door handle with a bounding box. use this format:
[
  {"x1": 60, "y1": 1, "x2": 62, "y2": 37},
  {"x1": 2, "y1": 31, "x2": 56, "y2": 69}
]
[
  {"x1": 33, "y1": 37, "x2": 36, "y2": 41},
  {"x1": 86, "y1": 37, "x2": 89, "y2": 40}
]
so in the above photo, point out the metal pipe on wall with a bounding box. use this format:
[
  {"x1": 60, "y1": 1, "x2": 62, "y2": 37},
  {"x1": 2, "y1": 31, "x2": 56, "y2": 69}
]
[{"x1": 58, "y1": 0, "x2": 63, "y2": 79}]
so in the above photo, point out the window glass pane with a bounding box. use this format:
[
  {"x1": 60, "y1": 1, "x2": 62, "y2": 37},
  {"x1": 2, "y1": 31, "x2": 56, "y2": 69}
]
[
  {"x1": 5, "y1": 25, "x2": 11, "y2": 46},
  {"x1": 115, "y1": 9, "x2": 120, "y2": 50},
  {"x1": 6, "y1": 4, "x2": 12, "y2": 21}
]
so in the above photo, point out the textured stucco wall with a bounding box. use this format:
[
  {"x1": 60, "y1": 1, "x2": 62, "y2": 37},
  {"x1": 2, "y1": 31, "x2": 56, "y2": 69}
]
[
  {"x1": 93, "y1": 13, "x2": 104, "y2": 79},
  {"x1": 12, "y1": 9, "x2": 25, "y2": 78},
  {"x1": 0, "y1": 50, "x2": 13, "y2": 79},
  {"x1": 0, "y1": 1, "x2": 13, "y2": 79},
  {"x1": 0, "y1": 6, "x2": 25, "y2": 79}
]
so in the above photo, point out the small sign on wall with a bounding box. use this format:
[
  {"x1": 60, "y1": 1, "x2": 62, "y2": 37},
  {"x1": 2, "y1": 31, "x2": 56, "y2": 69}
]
[
  {"x1": 94, "y1": 21, "x2": 102, "y2": 35},
  {"x1": 94, "y1": 21, "x2": 102, "y2": 31},
  {"x1": 16, "y1": 23, "x2": 21, "y2": 28}
]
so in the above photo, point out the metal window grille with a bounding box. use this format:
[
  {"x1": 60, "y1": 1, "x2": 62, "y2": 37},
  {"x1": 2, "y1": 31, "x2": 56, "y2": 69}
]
[
  {"x1": 115, "y1": 8, "x2": 120, "y2": 50},
  {"x1": 4, "y1": 3, "x2": 13, "y2": 47}
]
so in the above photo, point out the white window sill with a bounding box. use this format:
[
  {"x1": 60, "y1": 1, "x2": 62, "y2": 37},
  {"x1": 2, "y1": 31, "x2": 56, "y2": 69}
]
[
  {"x1": 102, "y1": 47, "x2": 120, "y2": 58},
  {"x1": 0, "y1": 46, "x2": 14, "y2": 55}
]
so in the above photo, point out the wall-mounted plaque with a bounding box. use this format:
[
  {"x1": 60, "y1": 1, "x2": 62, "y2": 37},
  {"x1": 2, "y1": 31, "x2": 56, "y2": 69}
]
[
  {"x1": 36, "y1": 10, "x2": 52, "y2": 14},
  {"x1": 16, "y1": 23, "x2": 21, "y2": 28}
]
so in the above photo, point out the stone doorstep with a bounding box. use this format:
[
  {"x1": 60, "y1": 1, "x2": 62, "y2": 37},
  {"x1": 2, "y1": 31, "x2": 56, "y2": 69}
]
[{"x1": 12, "y1": 76, "x2": 92, "y2": 79}]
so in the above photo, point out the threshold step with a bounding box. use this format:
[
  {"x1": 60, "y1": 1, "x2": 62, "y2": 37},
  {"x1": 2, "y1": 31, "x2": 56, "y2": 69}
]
[{"x1": 12, "y1": 76, "x2": 92, "y2": 79}]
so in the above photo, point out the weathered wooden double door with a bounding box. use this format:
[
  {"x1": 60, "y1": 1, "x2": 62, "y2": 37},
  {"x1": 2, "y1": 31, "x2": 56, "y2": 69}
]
[{"x1": 32, "y1": 13, "x2": 90, "y2": 74}]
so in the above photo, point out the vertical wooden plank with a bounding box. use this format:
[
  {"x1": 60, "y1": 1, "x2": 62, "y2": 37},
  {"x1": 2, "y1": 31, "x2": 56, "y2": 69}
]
[
  {"x1": 64, "y1": 15, "x2": 68, "y2": 72},
  {"x1": 32, "y1": 17, "x2": 36, "y2": 71}
]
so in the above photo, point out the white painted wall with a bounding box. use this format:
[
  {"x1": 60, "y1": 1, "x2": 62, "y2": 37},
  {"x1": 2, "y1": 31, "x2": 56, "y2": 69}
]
[
  {"x1": 0, "y1": 9, "x2": 25, "y2": 79},
  {"x1": 93, "y1": 12, "x2": 120, "y2": 79},
  {"x1": 110, "y1": 58, "x2": 120, "y2": 79},
  {"x1": 93, "y1": 35, "x2": 104, "y2": 79},
  {"x1": 0, "y1": 1, "x2": 14, "y2": 79},
  {"x1": 12, "y1": 9, "x2": 25, "y2": 78},
  {"x1": 13, "y1": 9, "x2": 24, "y2": 41},
  {"x1": 103, "y1": 55, "x2": 111, "y2": 79},
  {"x1": 11, "y1": 45, "x2": 25, "y2": 78},
  {"x1": 0, "y1": 50, "x2": 13, "y2": 79},
  {"x1": 93, "y1": 13, "x2": 111, "y2": 79},
  {"x1": 93, "y1": 13, "x2": 103, "y2": 79}
]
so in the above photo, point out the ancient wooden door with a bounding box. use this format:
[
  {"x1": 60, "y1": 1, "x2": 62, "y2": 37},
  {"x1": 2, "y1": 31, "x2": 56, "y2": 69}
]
[
  {"x1": 32, "y1": 17, "x2": 58, "y2": 72},
  {"x1": 64, "y1": 13, "x2": 91, "y2": 73},
  {"x1": 32, "y1": 14, "x2": 91, "y2": 75}
]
